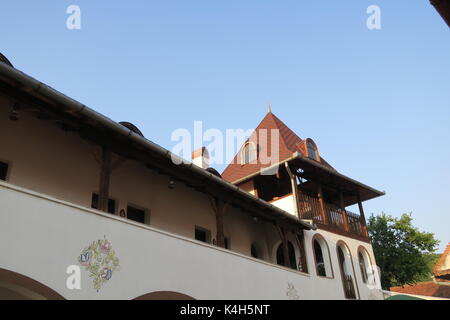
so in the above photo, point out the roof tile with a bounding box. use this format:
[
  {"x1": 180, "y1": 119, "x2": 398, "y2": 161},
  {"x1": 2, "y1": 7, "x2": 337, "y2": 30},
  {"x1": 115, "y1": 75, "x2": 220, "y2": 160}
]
[{"x1": 390, "y1": 281, "x2": 450, "y2": 299}]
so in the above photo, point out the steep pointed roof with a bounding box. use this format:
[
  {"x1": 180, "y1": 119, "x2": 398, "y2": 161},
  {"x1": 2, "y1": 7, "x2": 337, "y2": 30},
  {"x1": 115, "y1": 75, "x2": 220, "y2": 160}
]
[{"x1": 221, "y1": 111, "x2": 334, "y2": 183}]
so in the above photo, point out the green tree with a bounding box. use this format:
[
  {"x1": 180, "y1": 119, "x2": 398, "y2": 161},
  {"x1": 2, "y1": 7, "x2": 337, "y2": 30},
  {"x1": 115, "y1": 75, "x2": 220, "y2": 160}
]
[
  {"x1": 367, "y1": 213, "x2": 439, "y2": 290},
  {"x1": 417, "y1": 253, "x2": 441, "y2": 282}
]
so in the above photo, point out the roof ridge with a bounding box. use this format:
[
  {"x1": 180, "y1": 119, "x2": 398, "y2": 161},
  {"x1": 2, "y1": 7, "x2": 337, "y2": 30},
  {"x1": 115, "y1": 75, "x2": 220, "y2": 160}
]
[{"x1": 221, "y1": 110, "x2": 335, "y2": 182}]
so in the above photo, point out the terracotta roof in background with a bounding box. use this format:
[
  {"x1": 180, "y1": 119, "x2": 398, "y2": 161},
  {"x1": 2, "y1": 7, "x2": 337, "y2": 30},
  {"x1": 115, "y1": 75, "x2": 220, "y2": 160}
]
[
  {"x1": 221, "y1": 111, "x2": 334, "y2": 183},
  {"x1": 434, "y1": 242, "x2": 450, "y2": 277},
  {"x1": 390, "y1": 282, "x2": 450, "y2": 299},
  {"x1": 390, "y1": 245, "x2": 450, "y2": 299}
]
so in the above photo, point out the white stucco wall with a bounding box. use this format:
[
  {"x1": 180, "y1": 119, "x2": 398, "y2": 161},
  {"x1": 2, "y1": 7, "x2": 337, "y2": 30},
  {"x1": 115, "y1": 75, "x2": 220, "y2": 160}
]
[
  {"x1": 270, "y1": 195, "x2": 296, "y2": 216},
  {"x1": 0, "y1": 98, "x2": 382, "y2": 299},
  {"x1": 0, "y1": 182, "x2": 382, "y2": 300}
]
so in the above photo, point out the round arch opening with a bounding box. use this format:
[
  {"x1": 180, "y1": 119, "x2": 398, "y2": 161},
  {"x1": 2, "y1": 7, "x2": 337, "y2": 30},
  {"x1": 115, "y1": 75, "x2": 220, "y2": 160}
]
[
  {"x1": 134, "y1": 291, "x2": 195, "y2": 300},
  {"x1": 0, "y1": 268, "x2": 65, "y2": 300}
]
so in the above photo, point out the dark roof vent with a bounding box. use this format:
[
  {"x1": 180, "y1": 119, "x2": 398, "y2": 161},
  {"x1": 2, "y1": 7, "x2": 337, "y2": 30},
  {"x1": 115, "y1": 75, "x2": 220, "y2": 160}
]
[
  {"x1": 119, "y1": 121, "x2": 144, "y2": 137},
  {"x1": 206, "y1": 167, "x2": 222, "y2": 178},
  {"x1": 0, "y1": 53, "x2": 13, "y2": 67}
]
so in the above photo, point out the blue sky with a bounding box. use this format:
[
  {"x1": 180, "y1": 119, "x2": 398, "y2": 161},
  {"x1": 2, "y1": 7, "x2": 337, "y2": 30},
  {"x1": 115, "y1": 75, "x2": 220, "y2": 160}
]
[{"x1": 1, "y1": 1, "x2": 449, "y2": 251}]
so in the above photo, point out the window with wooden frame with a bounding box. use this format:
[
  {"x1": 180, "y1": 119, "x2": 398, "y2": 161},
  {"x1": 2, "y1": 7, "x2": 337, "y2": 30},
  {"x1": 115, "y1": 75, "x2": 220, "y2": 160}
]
[
  {"x1": 126, "y1": 204, "x2": 148, "y2": 224},
  {"x1": 91, "y1": 193, "x2": 116, "y2": 214},
  {"x1": 307, "y1": 141, "x2": 318, "y2": 160},
  {"x1": 195, "y1": 226, "x2": 211, "y2": 244},
  {"x1": 0, "y1": 161, "x2": 10, "y2": 181}
]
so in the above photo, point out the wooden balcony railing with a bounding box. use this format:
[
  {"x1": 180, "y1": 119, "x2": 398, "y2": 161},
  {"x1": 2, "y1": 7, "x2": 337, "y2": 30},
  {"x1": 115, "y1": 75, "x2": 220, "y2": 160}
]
[
  {"x1": 298, "y1": 192, "x2": 367, "y2": 239},
  {"x1": 347, "y1": 211, "x2": 364, "y2": 236},
  {"x1": 298, "y1": 192, "x2": 324, "y2": 223},
  {"x1": 327, "y1": 204, "x2": 344, "y2": 228}
]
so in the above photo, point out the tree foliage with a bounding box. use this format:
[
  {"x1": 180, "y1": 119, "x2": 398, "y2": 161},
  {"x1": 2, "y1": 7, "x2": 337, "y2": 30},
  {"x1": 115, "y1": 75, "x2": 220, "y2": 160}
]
[{"x1": 367, "y1": 213, "x2": 439, "y2": 289}]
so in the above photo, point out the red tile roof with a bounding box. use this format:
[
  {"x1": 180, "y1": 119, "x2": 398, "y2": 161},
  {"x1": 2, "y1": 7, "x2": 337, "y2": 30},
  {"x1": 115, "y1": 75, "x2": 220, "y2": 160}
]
[
  {"x1": 390, "y1": 245, "x2": 450, "y2": 299},
  {"x1": 390, "y1": 281, "x2": 450, "y2": 299},
  {"x1": 434, "y1": 242, "x2": 450, "y2": 277},
  {"x1": 221, "y1": 111, "x2": 334, "y2": 183}
]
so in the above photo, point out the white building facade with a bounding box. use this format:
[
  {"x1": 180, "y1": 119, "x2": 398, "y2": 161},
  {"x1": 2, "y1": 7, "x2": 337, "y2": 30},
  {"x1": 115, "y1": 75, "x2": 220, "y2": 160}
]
[{"x1": 0, "y1": 56, "x2": 383, "y2": 300}]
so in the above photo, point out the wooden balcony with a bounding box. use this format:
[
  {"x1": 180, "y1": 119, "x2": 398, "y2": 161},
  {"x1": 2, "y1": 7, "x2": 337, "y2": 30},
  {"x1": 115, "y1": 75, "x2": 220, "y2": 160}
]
[{"x1": 298, "y1": 191, "x2": 369, "y2": 241}]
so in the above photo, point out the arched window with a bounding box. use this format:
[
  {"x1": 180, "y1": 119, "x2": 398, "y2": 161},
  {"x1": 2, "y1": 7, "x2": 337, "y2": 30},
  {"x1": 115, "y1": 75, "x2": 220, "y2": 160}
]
[
  {"x1": 358, "y1": 252, "x2": 368, "y2": 283},
  {"x1": 307, "y1": 141, "x2": 317, "y2": 160},
  {"x1": 338, "y1": 247, "x2": 350, "y2": 276},
  {"x1": 358, "y1": 247, "x2": 374, "y2": 285},
  {"x1": 241, "y1": 142, "x2": 257, "y2": 164},
  {"x1": 312, "y1": 235, "x2": 333, "y2": 278},
  {"x1": 337, "y1": 241, "x2": 357, "y2": 299},
  {"x1": 313, "y1": 240, "x2": 326, "y2": 277},
  {"x1": 276, "y1": 241, "x2": 297, "y2": 270}
]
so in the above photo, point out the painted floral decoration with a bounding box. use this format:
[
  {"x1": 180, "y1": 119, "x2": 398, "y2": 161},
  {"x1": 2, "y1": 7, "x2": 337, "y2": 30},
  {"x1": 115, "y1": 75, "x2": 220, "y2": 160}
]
[
  {"x1": 78, "y1": 237, "x2": 120, "y2": 291},
  {"x1": 286, "y1": 282, "x2": 300, "y2": 300}
]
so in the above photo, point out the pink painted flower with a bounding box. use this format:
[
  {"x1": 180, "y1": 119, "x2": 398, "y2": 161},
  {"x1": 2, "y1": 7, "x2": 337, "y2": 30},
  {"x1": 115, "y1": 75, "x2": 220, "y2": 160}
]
[{"x1": 100, "y1": 240, "x2": 111, "y2": 254}]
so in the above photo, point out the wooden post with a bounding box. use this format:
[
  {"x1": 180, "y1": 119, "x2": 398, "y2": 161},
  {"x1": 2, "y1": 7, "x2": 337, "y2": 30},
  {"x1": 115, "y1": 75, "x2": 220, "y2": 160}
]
[
  {"x1": 281, "y1": 227, "x2": 290, "y2": 268},
  {"x1": 285, "y1": 163, "x2": 300, "y2": 219},
  {"x1": 357, "y1": 193, "x2": 368, "y2": 237},
  {"x1": 98, "y1": 147, "x2": 112, "y2": 212},
  {"x1": 210, "y1": 197, "x2": 227, "y2": 248},
  {"x1": 295, "y1": 230, "x2": 308, "y2": 273},
  {"x1": 215, "y1": 200, "x2": 226, "y2": 248},
  {"x1": 339, "y1": 190, "x2": 349, "y2": 232},
  {"x1": 276, "y1": 225, "x2": 290, "y2": 268},
  {"x1": 317, "y1": 183, "x2": 328, "y2": 225}
]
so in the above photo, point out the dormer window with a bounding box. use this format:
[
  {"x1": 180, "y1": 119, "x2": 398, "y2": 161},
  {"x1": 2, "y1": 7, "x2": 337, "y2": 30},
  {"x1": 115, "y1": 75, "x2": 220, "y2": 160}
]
[
  {"x1": 307, "y1": 141, "x2": 318, "y2": 160},
  {"x1": 241, "y1": 142, "x2": 257, "y2": 164}
]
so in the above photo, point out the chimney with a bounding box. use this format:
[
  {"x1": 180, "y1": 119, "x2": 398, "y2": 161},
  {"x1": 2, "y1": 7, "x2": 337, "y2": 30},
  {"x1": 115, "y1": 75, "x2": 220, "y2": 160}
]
[{"x1": 192, "y1": 147, "x2": 209, "y2": 169}]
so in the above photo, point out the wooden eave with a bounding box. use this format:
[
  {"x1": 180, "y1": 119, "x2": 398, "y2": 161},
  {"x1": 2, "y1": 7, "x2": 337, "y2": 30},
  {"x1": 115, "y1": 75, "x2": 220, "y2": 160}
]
[
  {"x1": 431, "y1": 0, "x2": 450, "y2": 27},
  {"x1": 233, "y1": 153, "x2": 385, "y2": 207},
  {"x1": 0, "y1": 63, "x2": 314, "y2": 231}
]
